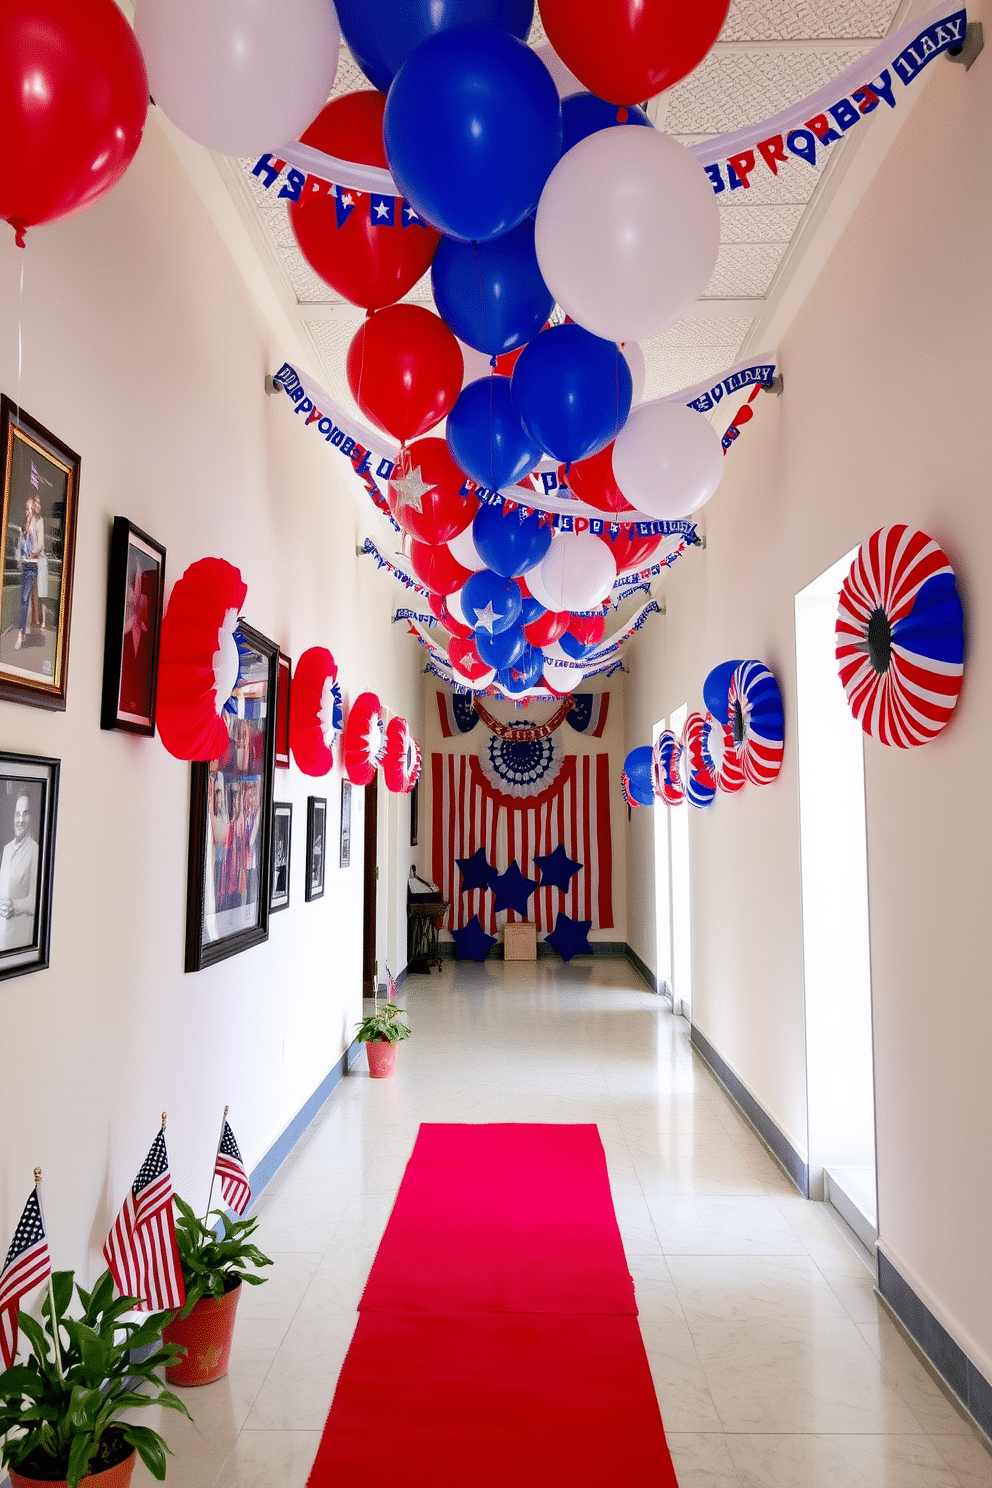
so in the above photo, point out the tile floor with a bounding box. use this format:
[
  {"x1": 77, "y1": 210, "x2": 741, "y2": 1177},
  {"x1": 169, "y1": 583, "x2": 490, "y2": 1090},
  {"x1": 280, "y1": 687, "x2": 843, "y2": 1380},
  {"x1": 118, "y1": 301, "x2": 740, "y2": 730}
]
[{"x1": 136, "y1": 958, "x2": 992, "y2": 1487}]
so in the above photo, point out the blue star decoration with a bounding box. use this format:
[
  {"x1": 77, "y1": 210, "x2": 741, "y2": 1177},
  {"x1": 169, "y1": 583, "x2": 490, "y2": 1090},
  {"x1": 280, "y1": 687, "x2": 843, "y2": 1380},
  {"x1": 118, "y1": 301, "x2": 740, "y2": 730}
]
[
  {"x1": 456, "y1": 847, "x2": 498, "y2": 895},
  {"x1": 452, "y1": 915, "x2": 496, "y2": 962},
  {"x1": 545, "y1": 913, "x2": 593, "y2": 962},
  {"x1": 492, "y1": 860, "x2": 540, "y2": 918},
  {"x1": 533, "y1": 844, "x2": 583, "y2": 894}
]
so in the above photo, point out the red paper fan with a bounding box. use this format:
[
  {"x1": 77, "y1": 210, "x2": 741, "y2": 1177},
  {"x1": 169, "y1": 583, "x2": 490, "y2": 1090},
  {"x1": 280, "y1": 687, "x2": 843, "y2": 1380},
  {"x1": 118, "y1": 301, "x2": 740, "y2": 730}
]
[
  {"x1": 382, "y1": 716, "x2": 422, "y2": 793},
  {"x1": 702, "y1": 712, "x2": 745, "y2": 794},
  {"x1": 343, "y1": 691, "x2": 387, "y2": 785},
  {"x1": 290, "y1": 647, "x2": 343, "y2": 777},
  {"x1": 156, "y1": 557, "x2": 247, "y2": 761}
]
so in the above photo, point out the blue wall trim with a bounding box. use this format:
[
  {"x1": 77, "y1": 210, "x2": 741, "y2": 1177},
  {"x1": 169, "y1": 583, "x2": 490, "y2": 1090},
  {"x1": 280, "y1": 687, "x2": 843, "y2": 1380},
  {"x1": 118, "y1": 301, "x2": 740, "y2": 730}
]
[
  {"x1": 690, "y1": 1023, "x2": 810, "y2": 1197},
  {"x1": 624, "y1": 943, "x2": 660, "y2": 995},
  {"x1": 437, "y1": 938, "x2": 631, "y2": 963},
  {"x1": 877, "y1": 1251, "x2": 992, "y2": 1441},
  {"x1": 248, "y1": 1038, "x2": 360, "y2": 1201}
]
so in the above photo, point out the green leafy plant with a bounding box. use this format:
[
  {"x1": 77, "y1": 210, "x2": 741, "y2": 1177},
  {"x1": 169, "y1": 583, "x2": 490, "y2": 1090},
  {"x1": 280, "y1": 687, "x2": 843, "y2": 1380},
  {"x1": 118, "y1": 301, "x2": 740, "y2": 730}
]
[
  {"x1": 0, "y1": 1268, "x2": 190, "y2": 1486},
  {"x1": 355, "y1": 1003, "x2": 411, "y2": 1045},
  {"x1": 172, "y1": 1197, "x2": 272, "y2": 1321}
]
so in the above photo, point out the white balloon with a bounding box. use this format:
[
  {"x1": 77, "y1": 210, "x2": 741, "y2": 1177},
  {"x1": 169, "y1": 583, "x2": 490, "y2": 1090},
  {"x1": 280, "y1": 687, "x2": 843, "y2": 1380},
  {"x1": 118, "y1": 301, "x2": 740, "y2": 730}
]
[
  {"x1": 535, "y1": 129, "x2": 720, "y2": 344},
  {"x1": 539, "y1": 533, "x2": 617, "y2": 611},
  {"x1": 447, "y1": 525, "x2": 487, "y2": 573},
  {"x1": 135, "y1": 0, "x2": 340, "y2": 157},
  {"x1": 521, "y1": 559, "x2": 558, "y2": 613},
  {"x1": 612, "y1": 401, "x2": 723, "y2": 520},
  {"x1": 544, "y1": 659, "x2": 584, "y2": 693},
  {"x1": 533, "y1": 41, "x2": 584, "y2": 99},
  {"x1": 622, "y1": 342, "x2": 646, "y2": 405},
  {"x1": 450, "y1": 659, "x2": 495, "y2": 690},
  {"x1": 447, "y1": 586, "x2": 470, "y2": 626}
]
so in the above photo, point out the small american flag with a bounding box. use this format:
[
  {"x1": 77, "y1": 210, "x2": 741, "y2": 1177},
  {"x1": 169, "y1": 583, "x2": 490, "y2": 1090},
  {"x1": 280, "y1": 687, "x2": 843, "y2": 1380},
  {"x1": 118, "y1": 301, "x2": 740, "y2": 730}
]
[
  {"x1": 0, "y1": 1186, "x2": 51, "y2": 1368},
  {"x1": 103, "y1": 1129, "x2": 185, "y2": 1313},
  {"x1": 214, "y1": 1121, "x2": 251, "y2": 1216}
]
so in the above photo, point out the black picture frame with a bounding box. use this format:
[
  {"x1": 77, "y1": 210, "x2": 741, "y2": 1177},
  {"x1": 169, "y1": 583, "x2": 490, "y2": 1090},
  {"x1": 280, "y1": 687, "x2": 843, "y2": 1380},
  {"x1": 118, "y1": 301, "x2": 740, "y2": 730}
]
[
  {"x1": 274, "y1": 651, "x2": 291, "y2": 769},
  {"x1": 100, "y1": 517, "x2": 166, "y2": 735},
  {"x1": 0, "y1": 395, "x2": 80, "y2": 711},
  {"x1": 339, "y1": 779, "x2": 352, "y2": 869},
  {"x1": 306, "y1": 795, "x2": 327, "y2": 901},
  {"x1": 185, "y1": 620, "x2": 277, "y2": 972},
  {"x1": 410, "y1": 779, "x2": 419, "y2": 848},
  {"x1": 0, "y1": 752, "x2": 59, "y2": 982},
  {"x1": 270, "y1": 801, "x2": 292, "y2": 913}
]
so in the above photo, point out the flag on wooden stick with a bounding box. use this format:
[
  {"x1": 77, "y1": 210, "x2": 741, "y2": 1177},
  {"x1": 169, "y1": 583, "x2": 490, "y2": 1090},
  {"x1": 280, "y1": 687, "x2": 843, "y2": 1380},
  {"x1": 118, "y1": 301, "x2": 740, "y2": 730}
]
[
  {"x1": 214, "y1": 1121, "x2": 251, "y2": 1216},
  {"x1": 104, "y1": 1125, "x2": 185, "y2": 1313},
  {"x1": 0, "y1": 1184, "x2": 51, "y2": 1368}
]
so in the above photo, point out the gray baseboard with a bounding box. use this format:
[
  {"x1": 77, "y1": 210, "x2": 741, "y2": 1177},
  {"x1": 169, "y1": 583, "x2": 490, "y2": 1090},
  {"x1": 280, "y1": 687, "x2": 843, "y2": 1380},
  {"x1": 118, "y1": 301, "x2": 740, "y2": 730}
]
[
  {"x1": 247, "y1": 1037, "x2": 361, "y2": 1200},
  {"x1": 624, "y1": 943, "x2": 661, "y2": 994},
  {"x1": 877, "y1": 1251, "x2": 992, "y2": 1441},
  {"x1": 435, "y1": 938, "x2": 629, "y2": 963},
  {"x1": 690, "y1": 1023, "x2": 810, "y2": 1197}
]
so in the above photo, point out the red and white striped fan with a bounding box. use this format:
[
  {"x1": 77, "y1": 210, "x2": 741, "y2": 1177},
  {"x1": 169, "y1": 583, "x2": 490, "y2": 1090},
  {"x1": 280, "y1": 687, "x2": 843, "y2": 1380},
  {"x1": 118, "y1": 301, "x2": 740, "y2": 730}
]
[
  {"x1": 343, "y1": 691, "x2": 387, "y2": 786},
  {"x1": 651, "y1": 729, "x2": 684, "y2": 806},
  {"x1": 835, "y1": 526, "x2": 965, "y2": 747},
  {"x1": 382, "y1": 716, "x2": 422, "y2": 793},
  {"x1": 702, "y1": 712, "x2": 745, "y2": 794}
]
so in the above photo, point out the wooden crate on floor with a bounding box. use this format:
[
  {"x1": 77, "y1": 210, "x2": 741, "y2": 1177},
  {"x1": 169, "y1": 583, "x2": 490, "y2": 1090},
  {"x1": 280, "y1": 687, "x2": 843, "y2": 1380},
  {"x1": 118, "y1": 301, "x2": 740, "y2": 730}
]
[{"x1": 503, "y1": 922, "x2": 536, "y2": 961}]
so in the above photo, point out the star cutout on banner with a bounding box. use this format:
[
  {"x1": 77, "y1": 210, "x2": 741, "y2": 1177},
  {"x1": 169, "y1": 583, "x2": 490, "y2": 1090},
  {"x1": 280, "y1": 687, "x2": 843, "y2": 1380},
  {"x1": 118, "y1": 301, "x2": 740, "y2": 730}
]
[
  {"x1": 492, "y1": 860, "x2": 540, "y2": 918},
  {"x1": 456, "y1": 846, "x2": 498, "y2": 895},
  {"x1": 473, "y1": 601, "x2": 501, "y2": 633},
  {"x1": 391, "y1": 465, "x2": 435, "y2": 514},
  {"x1": 341, "y1": 193, "x2": 354, "y2": 210},
  {"x1": 545, "y1": 913, "x2": 593, "y2": 962},
  {"x1": 533, "y1": 844, "x2": 583, "y2": 894},
  {"x1": 373, "y1": 199, "x2": 391, "y2": 219},
  {"x1": 452, "y1": 914, "x2": 496, "y2": 962},
  {"x1": 403, "y1": 203, "x2": 422, "y2": 223}
]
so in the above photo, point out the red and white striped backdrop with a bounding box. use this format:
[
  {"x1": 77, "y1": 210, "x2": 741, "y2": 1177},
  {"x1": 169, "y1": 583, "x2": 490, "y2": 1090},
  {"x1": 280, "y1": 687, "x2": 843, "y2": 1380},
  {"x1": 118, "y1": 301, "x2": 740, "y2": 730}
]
[{"x1": 431, "y1": 753, "x2": 614, "y2": 934}]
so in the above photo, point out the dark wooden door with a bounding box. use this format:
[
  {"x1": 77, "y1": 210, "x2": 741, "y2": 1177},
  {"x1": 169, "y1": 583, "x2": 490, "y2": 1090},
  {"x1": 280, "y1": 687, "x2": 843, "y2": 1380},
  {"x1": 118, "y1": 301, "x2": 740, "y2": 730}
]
[{"x1": 362, "y1": 773, "x2": 378, "y2": 996}]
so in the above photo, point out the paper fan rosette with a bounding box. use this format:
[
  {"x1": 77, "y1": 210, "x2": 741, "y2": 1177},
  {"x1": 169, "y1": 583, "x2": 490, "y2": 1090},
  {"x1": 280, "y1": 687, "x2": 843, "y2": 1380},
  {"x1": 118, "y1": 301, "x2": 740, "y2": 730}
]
[
  {"x1": 383, "y1": 716, "x2": 422, "y2": 793},
  {"x1": 652, "y1": 730, "x2": 685, "y2": 806},
  {"x1": 156, "y1": 557, "x2": 247, "y2": 760},
  {"x1": 728, "y1": 660, "x2": 785, "y2": 785},
  {"x1": 835, "y1": 525, "x2": 964, "y2": 747},
  {"x1": 290, "y1": 647, "x2": 343, "y2": 776},
  {"x1": 343, "y1": 691, "x2": 387, "y2": 786},
  {"x1": 681, "y1": 711, "x2": 716, "y2": 809},
  {"x1": 702, "y1": 712, "x2": 745, "y2": 794}
]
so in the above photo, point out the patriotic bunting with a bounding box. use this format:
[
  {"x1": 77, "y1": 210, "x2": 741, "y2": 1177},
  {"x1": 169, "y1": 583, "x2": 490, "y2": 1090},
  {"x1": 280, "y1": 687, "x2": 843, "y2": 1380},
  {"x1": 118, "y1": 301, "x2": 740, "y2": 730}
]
[
  {"x1": 566, "y1": 692, "x2": 610, "y2": 738},
  {"x1": 436, "y1": 690, "x2": 479, "y2": 737}
]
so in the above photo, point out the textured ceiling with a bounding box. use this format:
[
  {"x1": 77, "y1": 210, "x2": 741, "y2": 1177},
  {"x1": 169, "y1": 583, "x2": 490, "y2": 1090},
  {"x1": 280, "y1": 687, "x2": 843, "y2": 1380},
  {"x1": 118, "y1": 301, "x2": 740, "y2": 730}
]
[{"x1": 231, "y1": 0, "x2": 904, "y2": 409}]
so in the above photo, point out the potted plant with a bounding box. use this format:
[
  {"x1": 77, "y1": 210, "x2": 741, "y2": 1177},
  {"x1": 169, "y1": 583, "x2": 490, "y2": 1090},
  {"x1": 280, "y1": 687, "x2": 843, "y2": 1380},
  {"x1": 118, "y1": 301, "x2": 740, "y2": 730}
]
[
  {"x1": 0, "y1": 1269, "x2": 190, "y2": 1488},
  {"x1": 355, "y1": 1002, "x2": 411, "y2": 1078},
  {"x1": 162, "y1": 1198, "x2": 272, "y2": 1387}
]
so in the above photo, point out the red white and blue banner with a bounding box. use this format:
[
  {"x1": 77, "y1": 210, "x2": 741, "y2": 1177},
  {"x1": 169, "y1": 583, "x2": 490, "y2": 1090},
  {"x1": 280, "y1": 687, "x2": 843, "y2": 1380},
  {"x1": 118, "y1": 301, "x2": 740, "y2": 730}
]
[
  {"x1": 566, "y1": 692, "x2": 610, "y2": 738},
  {"x1": 431, "y1": 750, "x2": 614, "y2": 934},
  {"x1": 436, "y1": 690, "x2": 480, "y2": 737}
]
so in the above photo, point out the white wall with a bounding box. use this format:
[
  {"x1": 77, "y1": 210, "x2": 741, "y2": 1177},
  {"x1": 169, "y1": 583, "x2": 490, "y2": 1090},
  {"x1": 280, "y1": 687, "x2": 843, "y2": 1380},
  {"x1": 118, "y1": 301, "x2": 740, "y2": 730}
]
[
  {"x1": 625, "y1": 9, "x2": 992, "y2": 1379},
  {"x1": 0, "y1": 114, "x2": 423, "y2": 1283}
]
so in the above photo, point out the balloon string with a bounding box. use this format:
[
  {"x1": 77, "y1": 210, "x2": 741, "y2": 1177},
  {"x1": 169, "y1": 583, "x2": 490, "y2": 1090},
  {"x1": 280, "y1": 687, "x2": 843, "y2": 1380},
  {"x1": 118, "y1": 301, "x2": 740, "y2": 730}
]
[{"x1": 16, "y1": 252, "x2": 25, "y2": 415}]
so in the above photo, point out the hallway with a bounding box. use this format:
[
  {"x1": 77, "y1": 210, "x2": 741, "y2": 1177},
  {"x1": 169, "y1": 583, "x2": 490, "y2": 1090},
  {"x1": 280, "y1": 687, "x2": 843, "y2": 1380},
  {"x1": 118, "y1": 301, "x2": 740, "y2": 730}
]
[{"x1": 148, "y1": 961, "x2": 992, "y2": 1488}]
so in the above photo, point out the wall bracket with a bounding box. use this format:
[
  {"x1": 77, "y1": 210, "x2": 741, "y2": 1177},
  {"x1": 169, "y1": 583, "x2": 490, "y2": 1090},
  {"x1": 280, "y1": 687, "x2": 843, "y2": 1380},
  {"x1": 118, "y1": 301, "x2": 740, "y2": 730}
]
[{"x1": 947, "y1": 21, "x2": 983, "y2": 69}]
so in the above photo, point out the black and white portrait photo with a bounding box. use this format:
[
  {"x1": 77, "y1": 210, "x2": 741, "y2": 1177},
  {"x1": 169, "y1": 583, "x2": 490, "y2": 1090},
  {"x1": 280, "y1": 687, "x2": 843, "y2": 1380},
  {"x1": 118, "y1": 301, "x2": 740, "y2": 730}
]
[{"x1": 0, "y1": 753, "x2": 59, "y2": 980}]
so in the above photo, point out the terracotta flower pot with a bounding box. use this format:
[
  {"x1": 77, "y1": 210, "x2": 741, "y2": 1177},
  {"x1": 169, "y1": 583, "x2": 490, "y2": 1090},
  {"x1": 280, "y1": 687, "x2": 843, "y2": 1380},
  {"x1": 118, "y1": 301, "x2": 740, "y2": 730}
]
[
  {"x1": 366, "y1": 1039, "x2": 398, "y2": 1078},
  {"x1": 163, "y1": 1279, "x2": 241, "y2": 1386},
  {"x1": 9, "y1": 1447, "x2": 136, "y2": 1488}
]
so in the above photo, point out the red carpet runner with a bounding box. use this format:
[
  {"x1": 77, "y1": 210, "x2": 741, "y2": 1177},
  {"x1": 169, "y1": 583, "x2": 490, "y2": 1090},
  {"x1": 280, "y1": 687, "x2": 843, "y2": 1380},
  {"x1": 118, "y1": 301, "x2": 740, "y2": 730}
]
[{"x1": 307, "y1": 1123, "x2": 678, "y2": 1487}]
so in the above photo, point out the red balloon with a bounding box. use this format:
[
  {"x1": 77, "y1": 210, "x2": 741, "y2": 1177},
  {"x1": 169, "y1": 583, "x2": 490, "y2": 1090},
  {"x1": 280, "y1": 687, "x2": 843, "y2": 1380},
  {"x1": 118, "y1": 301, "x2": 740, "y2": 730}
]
[
  {"x1": 427, "y1": 589, "x2": 473, "y2": 638},
  {"x1": 347, "y1": 305, "x2": 463, "y2": 443},
  {"x1": 290, "y1": 93, "x2": 441, "y2": 310},
  {"x1": 408, "y1": 539, "x2": 474, "y2": 596},
  {"x1": 604, "y1": 527, "x2": 663, "y2": 573},
  {"x1": 561, "y1": 442, "x2": 635, "y2": 514},
  {"x1": 448, "y1": 636, "x2": 492, "y2": 683},
  {"x1": 568, "y1": 613, "x2": 607, "y2": 647},
  {"x1": 524, "y1": 609, "x2": 570, "y2": 646},
  {"x1": 388, "y1": 438, "x2": 478, "y2": 544},
  {"x1": 0, "y1": 0, "x2": 148, "y2": 243},
  {"x1": 540, "y1": 0, "x2": 731, "y2": 105}
]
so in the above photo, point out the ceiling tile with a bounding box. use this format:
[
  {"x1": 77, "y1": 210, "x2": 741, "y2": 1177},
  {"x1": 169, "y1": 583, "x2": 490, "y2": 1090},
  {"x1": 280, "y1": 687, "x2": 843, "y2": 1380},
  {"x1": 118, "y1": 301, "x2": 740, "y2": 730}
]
[
  {"x1": 720, "y1": 0, "x2": 899, "y2": 41},
  {"x1": 665, "y1": 48, "x2": 869, "y2": 134},
  {"x1": 704, "y1": 242, "x2": 786, "y2": 298}
]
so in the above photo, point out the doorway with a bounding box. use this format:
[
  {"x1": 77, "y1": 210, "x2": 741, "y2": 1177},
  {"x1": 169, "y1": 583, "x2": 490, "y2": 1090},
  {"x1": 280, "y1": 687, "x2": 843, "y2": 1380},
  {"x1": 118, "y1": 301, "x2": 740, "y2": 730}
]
[
  {"x1": 362, "y1": 772, "x2": 378, "y2": 997},
  {"x1": 668, "y1": 703, "x2": 691, "y2": 1021},
  {"x1": 795, "y1": 554, "x2": 877, "y2": 1246},
  {"x1": 652, "y1": 720, "x2": 672, "y2": 1002}
]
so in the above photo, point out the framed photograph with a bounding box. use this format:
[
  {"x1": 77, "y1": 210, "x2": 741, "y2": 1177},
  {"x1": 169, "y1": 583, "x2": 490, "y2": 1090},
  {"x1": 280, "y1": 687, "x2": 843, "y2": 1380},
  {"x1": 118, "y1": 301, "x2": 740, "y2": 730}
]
[
  {"x1": 339, "y1": 779, "x2": 352, "y2": 869},
  {"x1": 410, "y1": 779, "x2": 419, "y2": 848},
  {"x1": 0, "y1": 752, "x2": 59, "y2": 982},
  {"x1": 0, "y1": 396, "x2": 80, "y2": 711},
  {"x1": 100, "y1": 517, "x2": 166, "y2": 735},
  {"x1": 270, "y1": 802, "x2": 292, "y2": 913},
  {"x1": 274, "y1": 652, "x2": 291, "y2": 769},
  {"x1": 306, "y1": 795, "x2": 327, "y2": 901},
  {"x1": 185, "y1": 621, "x2": 277, "y2": 972}
]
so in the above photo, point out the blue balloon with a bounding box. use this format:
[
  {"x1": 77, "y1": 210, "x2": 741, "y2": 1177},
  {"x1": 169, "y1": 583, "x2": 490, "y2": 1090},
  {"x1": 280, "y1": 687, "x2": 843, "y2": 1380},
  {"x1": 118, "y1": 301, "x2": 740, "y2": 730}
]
[
  {"x1": 477, "y1": 624, "x2": 527, "y2": 671},
  {"x1": 336, "y1": 0, "x2": 534, "y2": 93},
  {"x1": 511, "y1": 323, "x2": 633, "y2": 465},
  {"x1": 432, "y1": 219, "x2": 554, "y2": 356},
  {"x1": 461, "y1": 569, "x2": 523, "y2": 635},
  {"x1": 702, "y1": 660, "x2": 743, "y2": 721},
  {"x1": 471, "y1": 502, "x2": 552, "y2": 580},
  {"x1": 384, "y1": 26, "x2": 562, "y2": 243},
  {"x1": 498, "y1": 644, "x2": 544, "y2": 695},
  {"x1": 447, "y1": 377, "x2": 543, "y2": 493},
  {"x1": 623, "y1": 746, "x2": 655, "y2": 807},
  {"x1": 518, "y1": 595, "x2": 546, "y2": 626},
  {"x1": 561, "y1": 93, "x2": 652, "y2": 155},
  {"x1": 558, "y1": 631, "x2": 592, "y2": 662}
]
